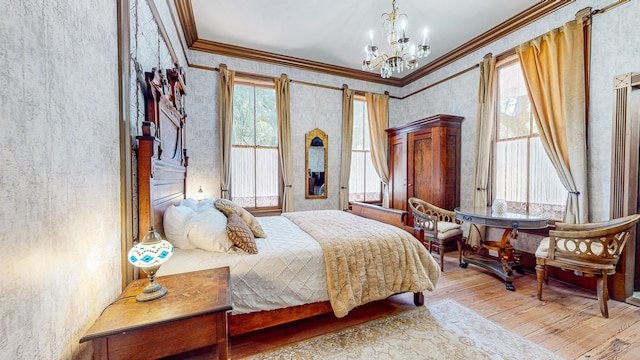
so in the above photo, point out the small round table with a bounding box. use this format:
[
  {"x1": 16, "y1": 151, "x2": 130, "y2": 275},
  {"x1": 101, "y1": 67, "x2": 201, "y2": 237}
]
[{"x1": 455, "y1": 207, "x2": 548, "y2": 291}]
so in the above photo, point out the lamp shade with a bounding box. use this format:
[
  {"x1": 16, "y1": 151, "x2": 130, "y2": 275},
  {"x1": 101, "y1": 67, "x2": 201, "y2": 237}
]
[
  {"x1": 195, "y1": 186, "x2": 206, "y2": 201},
  {"x1": 128, "y1": 228, "x2": 174, "y2": 269},
  {"x1": 128, "y1": 227, "x2": 174, "y2": 301}
]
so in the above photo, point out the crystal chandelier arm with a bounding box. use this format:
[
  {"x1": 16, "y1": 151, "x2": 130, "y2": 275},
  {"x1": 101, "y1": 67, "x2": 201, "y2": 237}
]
[{"x1": 361, "y1": 0, "x2": 430, "y2": 78}]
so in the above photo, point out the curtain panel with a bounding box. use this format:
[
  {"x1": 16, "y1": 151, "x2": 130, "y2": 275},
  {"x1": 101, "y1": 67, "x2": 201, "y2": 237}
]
[
  {"x1": 275, "y1": 74, "x2": 294, "y2": 212},
  {"x1": 516, "y1": 18, "x2": 589, "y2": 224},
  {"x1": 218, "y1": 64, "x2": 235, "y2": 199},
  {"x1": 469, "y1": 54, "x2": 497, "y2": 247},
  {"x1": 339, "y1": 87, "x2": 355, "y2": 211},
  {"x1": 365, "y1": 93, "x2": 390, "y2": 208}
]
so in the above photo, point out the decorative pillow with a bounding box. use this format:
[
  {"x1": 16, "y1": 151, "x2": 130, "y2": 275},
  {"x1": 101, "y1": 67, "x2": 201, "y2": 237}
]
[
  {"x1": 214, "y1": 198, "x2": 267, "y2": 238},
  {"x1": 163, "y1": 205, "x2": 196, "y2": 249},
  {"x1": 186, "y1": 208, "x2": 234, "y2": 252},
  {"x1": 226, "y1": 213, "x2": 258, "y2": 254}
]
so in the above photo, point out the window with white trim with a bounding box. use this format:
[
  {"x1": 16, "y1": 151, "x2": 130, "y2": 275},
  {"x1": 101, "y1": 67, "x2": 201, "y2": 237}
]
[
  {"x1": 231, "y1": 80, "x2": 281, "y2": 209},
  {"x1": 349, "y1": 97, "x2": 382, "y2": 203},
  {"x1": 493, "y1": 59, "x2": 565, "y2": 220}
]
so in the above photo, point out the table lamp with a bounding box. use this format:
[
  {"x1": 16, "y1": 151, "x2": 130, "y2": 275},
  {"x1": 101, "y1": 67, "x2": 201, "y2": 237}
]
[
  {"x1": 195, "y1": 185, "x2": 206, "y2": 201},
  {"x1": 128, "y1": 227, "x2": 174, "y2": 301}
]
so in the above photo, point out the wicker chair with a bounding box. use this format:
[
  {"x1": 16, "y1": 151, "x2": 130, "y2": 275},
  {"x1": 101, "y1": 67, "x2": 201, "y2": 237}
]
[
  {"x1": 535, "y1": 214, "x2": 640, "y2": 318},
  {"x1": 408, "y1": 197, "x2": 464, "y2": 271}
]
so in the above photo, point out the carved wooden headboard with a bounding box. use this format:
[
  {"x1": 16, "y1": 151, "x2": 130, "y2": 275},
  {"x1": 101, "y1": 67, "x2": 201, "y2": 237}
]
[{"x1": 137, "y1": 65, "x2": 188, "y2": 239}]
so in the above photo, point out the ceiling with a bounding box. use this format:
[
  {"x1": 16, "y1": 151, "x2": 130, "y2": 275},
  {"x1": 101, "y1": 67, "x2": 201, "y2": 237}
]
[{"x1": 179, "y1": 0, "x2": 565, "y2": 85}]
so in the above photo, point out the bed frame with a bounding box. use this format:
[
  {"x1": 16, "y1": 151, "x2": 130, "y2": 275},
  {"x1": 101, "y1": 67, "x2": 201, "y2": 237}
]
[{"x1": 136, "y1": 65, "x2": 424, "y2": 336}]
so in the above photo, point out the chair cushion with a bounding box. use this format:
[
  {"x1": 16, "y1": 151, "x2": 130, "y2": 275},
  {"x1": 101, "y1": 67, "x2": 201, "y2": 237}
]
[
  {"x1": 535, "y1": 237, "x2": 551, "y2": 258},
  {"x1": 436, "y1": 221, "x2": 462, "y2": 240}
]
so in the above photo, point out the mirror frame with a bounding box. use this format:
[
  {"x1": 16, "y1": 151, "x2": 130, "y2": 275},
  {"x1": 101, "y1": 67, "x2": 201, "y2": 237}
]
[{"x1": 305, "y1": 128, "x2": 328, "y2": 199}]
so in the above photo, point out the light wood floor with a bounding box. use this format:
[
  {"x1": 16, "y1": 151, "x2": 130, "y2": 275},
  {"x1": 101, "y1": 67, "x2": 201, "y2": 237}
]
[{"x1": 172, "y1": 252, "x2": 640, "y2": 359}]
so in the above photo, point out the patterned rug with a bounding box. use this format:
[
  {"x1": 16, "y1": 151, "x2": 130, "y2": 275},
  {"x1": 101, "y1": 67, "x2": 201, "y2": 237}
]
[{"x1": 244, "y1": 299, "x2": 562, "y2": 360}]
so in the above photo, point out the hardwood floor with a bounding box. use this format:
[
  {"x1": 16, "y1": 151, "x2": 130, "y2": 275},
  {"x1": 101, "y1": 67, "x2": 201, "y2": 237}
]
[{"x1": 170, "y1": 252, "x2": 640, "y2": 359}]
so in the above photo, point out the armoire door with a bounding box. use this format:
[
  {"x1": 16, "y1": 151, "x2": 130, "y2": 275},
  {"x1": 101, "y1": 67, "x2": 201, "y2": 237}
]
[
  {"x1": 389, "y1": 134, "x2": 407, "y2": 210},
  {"x1": 409, "y1": 130, "x2": 434, "y2": 205}
]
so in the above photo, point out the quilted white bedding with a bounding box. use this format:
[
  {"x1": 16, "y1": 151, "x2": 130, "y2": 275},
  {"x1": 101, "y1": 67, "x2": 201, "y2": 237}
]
[{"x1": 157, "y1": 215, "x2": 329, "y2": 314}]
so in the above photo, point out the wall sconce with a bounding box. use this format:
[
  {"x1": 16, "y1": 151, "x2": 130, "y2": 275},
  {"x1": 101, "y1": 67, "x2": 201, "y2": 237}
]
[{"x1": 128, "y1": 227, "x2": 174, "y2": 301}]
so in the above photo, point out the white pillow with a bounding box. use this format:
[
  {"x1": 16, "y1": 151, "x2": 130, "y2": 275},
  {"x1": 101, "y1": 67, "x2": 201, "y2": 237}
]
[
  {"x1": 179, "y1": 198, "x2": 199, "y2": 211},
  {"x1": 163, "y1": 205, "x2": 196, "y2": 249},
  {"x1": 186, "y1": 208, "x2": 234, "y2": 252},
  {"x1": 196, "y1": 200, "x2": 216, "y2": 212}
]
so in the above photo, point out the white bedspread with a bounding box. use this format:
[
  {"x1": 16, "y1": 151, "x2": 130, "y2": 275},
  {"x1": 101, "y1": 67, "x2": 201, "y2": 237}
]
[{"x1": 157, "y1": 215, "x2": 329, "y2": 314}]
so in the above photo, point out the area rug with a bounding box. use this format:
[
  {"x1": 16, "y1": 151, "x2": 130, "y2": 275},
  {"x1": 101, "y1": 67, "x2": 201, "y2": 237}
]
[{"x1": 244, "y1": 299, "x2": 562, "y2": 360}]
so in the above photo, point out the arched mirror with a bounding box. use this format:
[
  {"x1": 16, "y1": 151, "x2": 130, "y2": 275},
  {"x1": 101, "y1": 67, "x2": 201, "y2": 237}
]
[{"x1": 305, "y1": 128, "x2": 328, "y2": 199}]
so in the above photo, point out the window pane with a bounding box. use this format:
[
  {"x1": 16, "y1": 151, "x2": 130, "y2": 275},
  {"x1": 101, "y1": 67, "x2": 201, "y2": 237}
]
[
  {"x1": 231, "y1": 82, "x2": 280, "y2": 209},
  {"x1": 494, "y1": 60, "x2": 566, "y2": 220},
  {"x1": 352, "y1": 101, "x2": 364, "y2": 150},
  {"x1": 255, "y1": 87, "x2": 277, "y2": 147},
  {"x1": 255, "y1": 147, "x2": 279, "y2": 207},
  {"x1": 349, "y1": 152, "x2": 365, "y2": 202},
  {"x1": 363, "y1": 106, "x2": 371, "y2": 151},
  {"x1": 528, "y1": 138, "x2": 565, "y2": 218},
  {"x1": 364, "y1": 152, "x2": 381, "y2": 201},
  {"x1": 349, "y1": 99, "x2": 381, "y2": 203},
  {"x1": 495, "y1": 139, "x2": 528, "y2": 203},
  {"x1": 232, "y1": 85, "x2": 255, "y2": 146},
  {"x1": 231, "y1": 147, "x2": 256, "y2": 207},
  {"x1": 497, "y1": 62, "x2": 531, "y2": 140}
]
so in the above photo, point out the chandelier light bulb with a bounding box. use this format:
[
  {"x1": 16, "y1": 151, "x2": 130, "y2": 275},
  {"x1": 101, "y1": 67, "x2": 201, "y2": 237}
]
[{"x1": 360, "y1": 0, "x2": 430, "y2": 79}]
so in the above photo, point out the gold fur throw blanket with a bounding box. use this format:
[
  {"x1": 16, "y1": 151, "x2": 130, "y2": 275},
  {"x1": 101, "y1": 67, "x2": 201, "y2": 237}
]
[{"x1": 283, "y1": 210, "x2": 441, "y2": 317}]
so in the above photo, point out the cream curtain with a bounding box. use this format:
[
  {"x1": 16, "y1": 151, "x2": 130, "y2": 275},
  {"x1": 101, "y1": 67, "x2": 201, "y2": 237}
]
[
  {"x1": 275, "y1": 74, "x2": 294, "y2": 212},
  {"x1": 365, "y1": 92, "x2": 390, "y2": 208},
  {"x1": 218, "y1": 64, "x2": 235, "y2": 199},
  {"x1": 339, "y1": 87, "x2": 355, "y2": 211},
  {"x1": 469, "y1": 54, "x2": 497, "y2": 247},
  {"x1": 516, "y1": 18, "x2": 588, "y2": 224}
]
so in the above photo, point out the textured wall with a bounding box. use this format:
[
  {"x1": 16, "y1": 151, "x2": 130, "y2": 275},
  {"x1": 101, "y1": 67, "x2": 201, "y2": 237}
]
[{"x1": 0, "y1": 0, "x2": 121, "y2": 359}]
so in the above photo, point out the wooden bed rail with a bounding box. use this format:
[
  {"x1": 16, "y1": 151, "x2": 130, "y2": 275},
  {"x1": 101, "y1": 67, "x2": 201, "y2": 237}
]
[{"x1": 349, "y1": 201, "x2": 424, "y2": 241}]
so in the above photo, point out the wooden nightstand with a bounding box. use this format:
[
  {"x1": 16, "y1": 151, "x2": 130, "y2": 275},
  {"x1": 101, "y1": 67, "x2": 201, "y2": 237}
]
[{"x1": 81, "y1": 267, "x2": 232, "y2": 360}]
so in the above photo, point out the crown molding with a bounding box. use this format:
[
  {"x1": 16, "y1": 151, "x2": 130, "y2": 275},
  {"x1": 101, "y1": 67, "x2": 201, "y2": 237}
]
[
  {"x1": 189, "y1": 39, "x2": 403, "y2": 86},
  {"x1": 174, "y1": 0, "x2": 197, "y2": 47},
  {"x1": 174, "y1": 0, "x2": 574, "y2": 88},
  {"x1": 401, "y1": 0, "x2": 575, "y2": 86}
]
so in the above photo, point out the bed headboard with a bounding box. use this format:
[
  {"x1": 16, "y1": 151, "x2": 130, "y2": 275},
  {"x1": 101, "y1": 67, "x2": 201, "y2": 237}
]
[{"x1": 137, "y1": 65, "x2": 188, "y2": 240}]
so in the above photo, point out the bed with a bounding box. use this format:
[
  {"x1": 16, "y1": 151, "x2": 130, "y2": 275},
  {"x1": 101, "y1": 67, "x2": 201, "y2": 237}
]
[{"x1": 136, "y1": 65, "x2": 440, "y2": 336}]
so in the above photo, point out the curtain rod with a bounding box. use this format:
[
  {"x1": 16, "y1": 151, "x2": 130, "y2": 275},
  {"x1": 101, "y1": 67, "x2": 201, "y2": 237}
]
[
  {"x1": 591, "y1": 0, "x2": 629, "y2": 16},
  {"x1": 187, "y1": 63, "x2": 385, "y2": 96},
  {"x1": 189, "y1": 62, "x2": 481, "y2": 102}
]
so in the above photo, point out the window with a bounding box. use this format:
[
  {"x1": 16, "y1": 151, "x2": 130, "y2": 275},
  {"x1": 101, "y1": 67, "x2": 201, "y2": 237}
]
[
  {"x1": 493, "y1": 59, "x2": 565, "y2": 220},
  {"x1": 231, "y1": 81, "x2": 280, "y2": 209},
  {"x1": 349, "y1": 97, "x2": 382, "y2": 202}
]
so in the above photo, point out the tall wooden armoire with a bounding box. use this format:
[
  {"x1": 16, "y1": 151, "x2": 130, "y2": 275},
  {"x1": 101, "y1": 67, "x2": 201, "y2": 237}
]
[{"x1": 386, "y1": 114, "x2": 463, "y2": 215}]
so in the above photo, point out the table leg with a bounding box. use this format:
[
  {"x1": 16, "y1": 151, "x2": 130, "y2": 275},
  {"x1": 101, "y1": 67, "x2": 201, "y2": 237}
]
[
  {"x1": 460, "y1": 226, "x2": 523, "y2": 291},
  {"x1": 500, "y1": 229, "x2": 516, "y2": 291}
]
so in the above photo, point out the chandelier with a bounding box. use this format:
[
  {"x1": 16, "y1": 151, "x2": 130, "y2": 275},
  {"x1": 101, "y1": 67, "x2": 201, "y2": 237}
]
[{"x1": 361, "y1": 0, "x2": 431, "y2": 78}]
